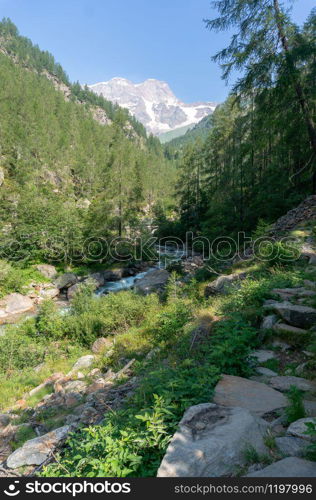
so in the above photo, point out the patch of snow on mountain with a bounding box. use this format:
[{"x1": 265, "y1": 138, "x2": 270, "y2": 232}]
[{"x1": 88, "y1": 78, "x2": 217, "y2": 136}]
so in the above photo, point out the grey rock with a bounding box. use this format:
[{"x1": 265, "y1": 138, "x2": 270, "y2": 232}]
[
  {"x1": 55, "y1": 273, "x2": 78, "y2": 290},
  {"x1": 263, "y1": 299, "x2": 290, "y2": 309},
  {"x1": 272, "y1": 303, "x2": 316, "y2": 329},
  {"x1": 91, "y1": 337, "x2": 112, "y2": 354},
  {"x1": 272, "y1": 340, "x2": 291, "y2": 351},
  {"x1": 6, "y1": 425, "x2": 70, "y2": 469},
  {"x1": 304, "y1": 400, "x2": 316, "y2": 417},
  {"x1": 29, "y1": 381, "x2": 52, "y2": 397},
  {"x1": 257, "y1": 367, "x2": 278, "y2": 377},
  {"x1": 67, "y1": 283, "x2": 81, "y2": 300},
  {"x1": 252, "y1": 350, "x2": 277, "y2": 363},
  {"x1": 157, "y1": 403, "x2": 268, "y2": 477},
  {"x1": 273, "y1": 323, "x2": 307, "y2": 335},
  {"x1": 0, "y1": 293, "x2": 34, "y2": 317},
  {"x1": 36, "y1": 264, "x2": 57, "y2": 279},
  {"x1": 63, "y1": 380, "x2": 87, "y2": 394},
  {"x1": 213, "y1": 375, "x2": 288, "y2": 416},
  {"x1": 287, "y1": 418, "x2": 316, "y2": 440},
  {"x1": 40, "y1": 287, "x2": 59, "y2": 299},
  {"x1": 135, "y1": 269, "x2": 169, "y2": 295},
  {"x1": 70, "y1": 355, "x2": 95, "y2": 372},
  {"x1": 0, "y1": 414, "x2": 10, "y2": 428},
  {"x1": 89, "y1": 272, "x2": 105, "y2": 287},
  {"x1": 246, "y1": 457, "x2": 316, "y2": 477},
  {"x1": 275, "y1": 437, "x2": 308, "y2": 457},
  {"x1": 269, "y1": 376, "x2": 316, "y2": 393},
  {"x1": 260, "y1": 315, "x2": 278, "y2": 330},
  {"x1": 204, "y1": 272, "x2": 247, "y2": 296},
  {"x1": 296, "y1": 363, "x2": 308, "y2": 376},
  {"x1": 304, "y1": 280, "x2": 316, "y2": 289},
  {"x1": 0, "y1": 167, "x2": 4, "y2": 186}
]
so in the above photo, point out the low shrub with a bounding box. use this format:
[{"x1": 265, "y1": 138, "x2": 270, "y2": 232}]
[{"x1": 285, "y1": 386, "x2": 306, "y2": 424}]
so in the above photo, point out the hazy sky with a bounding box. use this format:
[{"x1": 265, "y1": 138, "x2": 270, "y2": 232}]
[{"x1": 0, "y1": 0, "x2": 315, "y2": 103}]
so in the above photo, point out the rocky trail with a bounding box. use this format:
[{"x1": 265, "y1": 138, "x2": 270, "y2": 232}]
[
  {"x1": 1, "y1": 202, "x2": 316, "y2": 477},
  {"x1": 2, "y1": 273, "x2": 316, "y2": 476},
  {"x1": 159, "y1": 280, "x2": 316, "y2": 477}
]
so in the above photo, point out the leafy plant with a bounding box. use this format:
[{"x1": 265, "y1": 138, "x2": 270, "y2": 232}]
[
  {"x1": 304, "y1": 420, "x2": 316, "y2": 461},
  {"x1": 285, "y1": 386, "x2": 306, "y2": 424}
]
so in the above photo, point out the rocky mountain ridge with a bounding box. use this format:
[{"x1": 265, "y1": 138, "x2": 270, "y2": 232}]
[{"x1": 88, "y1": 77, "x2": 217, "y2": 136}]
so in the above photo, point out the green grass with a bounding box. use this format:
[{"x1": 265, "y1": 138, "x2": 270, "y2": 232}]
[{"x1": 11, "y1": 425, "x2": 37, "y2": 450}]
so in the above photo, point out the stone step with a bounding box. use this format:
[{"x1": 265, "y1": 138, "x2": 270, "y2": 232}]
[
  {"x1": 213, "y1": 374, "x2": 288, "y2": 416},
  {"x1": 272, "y1": 303, "x2": 316, "y2": 329},
  {"x1": 269, "y1": 376, "x2": 316, "y2": 393},
  {"x1": 273, "y1": 323, "x2": 308, "y2": 335},
  {"x1": 252, "y1": 350, "x2": 278, "y2": 363},
  {"x1": 246, "y1": 457, "x2": 316, "y2": 477}
]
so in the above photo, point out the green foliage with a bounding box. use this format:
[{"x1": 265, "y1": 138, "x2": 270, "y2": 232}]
[
  {"x1": 42, "y1": 395, "x2": 176, "y2": 477},
  {"x1": 243, "y1": 445, "x2": 272, "y2": 466},
  {"x1": 304, "y1": 420, "x2": 316, "y2": 461},
  {"x1": 256, "y1": 241, "x2": 300, "y2": 267},
  {"x1": 147, "y1": 299, "x2": 192, "y2": 345},
  {"x1": 0, "y1": 19, "x2": 176, "y2": 264},
  {"x1": 0, "y1": 260, "x2": 49, "y2": 297},
  {"x1": 285, "y1": 386, "x2": 306, "y2": 424},
  {"x1": 0, "y1": 328, "x2": 46, "y2": 373},
  {"x1": 11, "y1": 425, "x2": 37, "y2": 451},
  {"x1": 163, "y1": 3, "x2": 316, "y2": 243},
  {"x1": 40, "y1": 300, "x2": 257, "y2": 477}
]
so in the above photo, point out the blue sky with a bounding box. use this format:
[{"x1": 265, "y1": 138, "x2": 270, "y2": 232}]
[{"x1": 0, "y1": 0, "x2": 315, "y2": 103}]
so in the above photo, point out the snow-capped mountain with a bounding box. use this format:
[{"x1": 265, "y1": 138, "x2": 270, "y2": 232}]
[{"x1": 88, "y1": 77, "x2": 217, "y2": 136}]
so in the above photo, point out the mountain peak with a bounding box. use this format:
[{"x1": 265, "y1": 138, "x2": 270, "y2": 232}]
[{"x1": 88, "y1": 77, "x2": 216, "y2": 136}]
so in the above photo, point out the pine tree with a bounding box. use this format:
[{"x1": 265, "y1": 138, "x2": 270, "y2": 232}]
[{"x1": 205, "y1": 0, "x2": 316, "y2": 165}]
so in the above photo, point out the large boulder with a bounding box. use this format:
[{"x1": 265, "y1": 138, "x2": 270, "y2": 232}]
[
  {"x1": 55, "y1": 273, "x2": 78, "y2": 290},
  {"x1": 89, "y1": 272, "x2": 105, "y2": 287},
  {"x1": 36, "y1": 264, "x2": 57, "y2": 279},
  {"x1": 272, "y1": 303, "x2": 316, "y2": 329},
  {"x1": 102, "y1": 269, "x2": 124, "y2": 281},
  {"x1": 67, "y1": 283, "x2": 81, "y2": 300},
  {"x1": 67, "y1": 278, "x2": 98, "y2": 300},
  {"x1": 204, "y1": 272, "x2": 247, "y2": 297},
  {"x1": 135, "y1": 269, "x2": 169, "y2": 295},
  {"x1": 246, "y1": 457, "x2": 316, "y2": 477},
  {"x1": 157, "y1": 403, "x2": 268, "y2": 477},
  {"x1": 0, "y1": 293, "x2": 34, "y2": 319},
  {"x1": 6, "y1": 425, "x2": 70, "y2": 469},
  {"x1": 213, "y1": 375, "x2": 288, "y2": 416}
]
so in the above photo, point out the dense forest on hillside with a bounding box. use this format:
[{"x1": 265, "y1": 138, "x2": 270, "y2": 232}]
[
  {"x1": 160, "y1": 4, "x2": 316, "y2": 242},
  {"x1": 0, "y1": 19, "x2": 175, "y2": 265}
]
